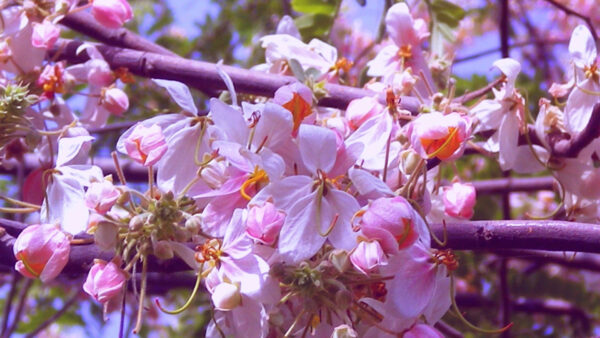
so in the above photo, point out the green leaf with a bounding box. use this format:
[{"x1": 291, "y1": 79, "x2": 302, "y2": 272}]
[
  {"x1": 431, "y1": 0, "x2": 465, "y2": 28},
  {"x1": 288, "y1": 58, "x2": 306, "y2": 82},
  {"x1": 291, "y1": 0, "x2": 337, "y2": 15},
  {"x1": 295, "y1": 13, "x2": 335, "y2": 40}
]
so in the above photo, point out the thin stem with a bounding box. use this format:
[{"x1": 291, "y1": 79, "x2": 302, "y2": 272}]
[
  {"x1": 4, "y1": 278, "x2": 33, "y2": 337},
  {"x1": 132, "y1": 255, "x2": 148, "y2": 334},
  {"x1": 0, "y1": 272, "x2": 20, "y2": 336},
  {"x1": 24, "y1": 292, "x2": 79, "y2": 338},
  {"x1": 148, "y1": 166, "x2": 154, "y2": 199}
]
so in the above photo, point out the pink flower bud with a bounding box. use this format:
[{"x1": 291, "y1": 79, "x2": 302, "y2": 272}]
[
  {"x1": 211, "y1": 282, "x2": 242, "y2": 311},
  {"x1": 349, "y1": 240, "x2": 388, "y2": 275},
  {"x1": 31, "y1": 21, "x2": 60, "y2": 50},
  {"x1": 102, "y1": 87, "x2": 129, "y2": 116},
  {"x1": 274, "y1": 82, "x2": 313, "y2": 135},
  {"x1": 85, "y1": 180, "x2": 120, "y2": 214},
  {"x1": 91, "y1": 0, "x2": 133, "y2": 29},
  {"x1": 443, "y1": 182, "x2": 476, "y2": 219},
  {"x1": 13, "y1": 224, "x2": 70, "y2": 282},
  {"x1": 360, "y1": 196, "x2": 419, "y2": 254},
  {"x1": 345, "y1": 97, "x2": 383, "y2": 130},
  {"x1": 246, "y1": 202, "x2": 285, "y2": 245},
  {"x1": 83, "y1": 259, "x2": 127, "y2": 304},
  {"x1": 124, "y1": 124, "x2": 168, "y2": 167},
  {"x1": 408, "y1": 112, "x2": 469, "y2": 161}
]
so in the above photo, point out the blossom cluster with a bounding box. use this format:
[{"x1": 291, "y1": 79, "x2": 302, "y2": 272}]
[{"x1": 2, "y1": 0, "x2": 599, "y2": 336}]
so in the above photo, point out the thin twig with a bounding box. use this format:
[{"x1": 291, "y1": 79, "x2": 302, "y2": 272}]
[
  {"x1": 24, "y1": 292, "x2": 80, "y2": 338},
  {"x1": 454, "y1": 76, "x2": 505, "y2": 104},
  {"x1": 3, "y1": 278, "x2": 33, "y2": 338},
  {"x1": 455, "y1": 38, "x2": 569, "y2": 63},
  {"x1": 0, "y1": 271, "x2": 20, "y2": 336}
]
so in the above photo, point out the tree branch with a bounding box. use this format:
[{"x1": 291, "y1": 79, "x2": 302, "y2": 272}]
[
  {"x1": 50, "y1": 39, "x2": 420, "y2": 112},
  {"x1": 4, "y1": 220, "x2": 600, "y2": 275},
  {"x1": 59, "y1": 12, "x2": 178, "y2": 57}
]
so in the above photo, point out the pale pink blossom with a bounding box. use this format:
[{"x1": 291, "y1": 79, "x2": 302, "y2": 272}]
[
  {"x1": 85, "y1": 180, "x2": 120, "y2": 214},
  {"x1": 101, "y1": 87, "x2": 129, "y2": 116},
  {"x1": 246, "y1": 202, "x2": 285, "y2": 245},
  {"x1": 443, "y1": 182, "x2": 476, "y2": 219},
  {"x1": 13, "y1": 224, "x2": 70, "y2": 282},
  {"x1": 31, "y1": 20, "x2": 60, "y2": 50},
  {"x1": 83, "y1": 259, "x2": 127, "y2": 304},
  {"x1": 345, "y1": 97, "x2": 383, "y2": 130},
  {"x1": 360, "y1": 196, "x2": 427, "y2": 255},
  {"x1": 91, "y1": 0, "x2": 133, "y2": 29},
  {"x1": 211, "y1": 282, "x2": 242, "y2": 311},
  {"x1": 273, "y1": 82, "x2": 313, "y2": 135},
  {"x1": 404, "y1": 323, "x2": 444, "y2": 338},
  {"x1": 124, "y1": 123, "x2": 168, "y2": 166},
  {"x1": 408, "y1": 112, "x2": 469, "y2": 161},
  {"x1": 349, "y1": 240, "x2": 388, "y2": 275}
]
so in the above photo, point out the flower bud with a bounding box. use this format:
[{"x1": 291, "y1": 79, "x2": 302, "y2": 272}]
[
  {"x1": 211, "y1": 282, "x2": 242, "y2": 311},
  {"x1": 83, "y1": 259, "x2": 127, "y2": 304},
  {"x1": 345, "y1": 97, "x2": 383, "y2": 130},
  {"x1": 329, "y1": 249, "x2": 350, "y2": 273},
  {"x1": 124, "y1": 124, "x2": 168, "y2": 167},
  {"x1": 102, "y1": 87, "x2": 129, "y2": 116},
  {"x1": 408, "y1": 112, "x2": 469, "y2": 161},
  {"x1": 85, "y1": 180, "x2": 120, "y2": 214},
  {"x1": 129, "y1": 214, "x2": 147, "y2": 231},
  {"x1": 349, "y1": 240, "x2": 388, "y2": 275},
  {"x1": 331, "y1": 324, "x2": 358, "y2": 338},
  {"x1": 273, "y1": 82, "x2": 313, "y2": 135},
  {"x1": 91, "y1": 0, "x2": 133, "y2": 29},
  {"x1": 246, "y1": 202, "x2": 285, "y2": 245},
  {"x1": 31, "y1": 20, "x2": 60, "y2": 50},
  {"x1": 13, "y1": 224, "x2": 70, "y2": 282},
  {"x1": 360, "y1": 196, "x2": 419, "y2": 254},
  {"x1": 443, "y1": 182, "x2": 476, "y2": 219},
  {"x1": 185, "y1": 215, "x2": 202, "y2": 235}
]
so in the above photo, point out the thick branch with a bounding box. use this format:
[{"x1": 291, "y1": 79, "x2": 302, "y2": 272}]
[
  {"x1": 59, "y1": 12, "x2": 177, "y2": 57},
  {"x1": 50, "y1": 39, "x2": 420, "y2": 112},
  {"x1": 4, "y1": 220, "x2": 600, "y2": 275}
]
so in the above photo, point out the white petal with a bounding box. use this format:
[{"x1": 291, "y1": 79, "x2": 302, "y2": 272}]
[
  {"x1": 564, "y1": 79, "x2": 600, "y2": 134},
  {"x1": 278, "y1": 191, "x2": 328, "y2": 263},
  {"x1": 210, "y1": 98, "x2": 249, "y2": 145},
  {"x1": 298, "y1": 124, "x2": 337, "y2": 173},
  {"x1": 569, "y1": 25, "x2": 597, "y2": 68},
  {"x1": 152, "y1": 79, "x2": 198, "y2": 115},
  {"x1": 493, "y1": 58, "x2": 521, "y2": 98},
  {"x1": 498, "y1": 113, "x2": 519, "y2": 170}
]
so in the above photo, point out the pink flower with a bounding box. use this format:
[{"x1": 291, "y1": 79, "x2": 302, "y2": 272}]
[
  {"x1": 404, "y1": 324, "x2": 443, "y2": 338},
  {"x1": 102, "y1": 87, "x2": 129, "y2": 116},
  {"x1": 83, "y1": 259, "x2": 127, "y2": 303},
  {"x1": 349, "y1": 240, "x2": 388, "y2": 275},
  {"x1": 408, "y1": 112, "x2": 469, "y2": 161},
  {"x1": 360, "y1": 196, "x2": 423, "y2": 255},
  {"x1": 211, "y1": 282, "x2": 242, "y2": 311},
  {"x1": 273, "y1": 82, "x2": 313, "y2": 135},
  {"x1": 246, "y1": 202, "x2": 285, "y2": 245},
  {"x1": 85, "y1": 180, "x2": 120, "y2": 214},
  {"x1": 124, "y1": 124, "x2": 167, "y2": 166},
  {"x1": 31, "y1": 20, "x2": 60, "y2": 50},
  {"x1": 443, "y1": 182, "x2": 476, "y2": 219},
  {"x1": 91, "y1": 0, "x2": 133, "y2": 29},
  {"x1": 13, "y1": 224, "x2": 70, "y2": 282},
  {"x1": 345, "y1": 97, "x2": 383, "y2": 130}
]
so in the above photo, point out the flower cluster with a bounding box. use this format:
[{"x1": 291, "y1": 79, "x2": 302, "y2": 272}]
[{"x1": 2, "y1": 0, "x2": 598, "y2": 336}]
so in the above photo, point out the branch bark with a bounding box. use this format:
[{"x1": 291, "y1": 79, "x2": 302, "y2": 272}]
[
  {"x1": 550, "y1": 103, "x2": 600, "y2": 158},
  {"x1": 4, "y1": 220, "x2": 600, "y2": 275},
  {"x1": 50, "y1": 39, "x2": 420, "y2": 112}
]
